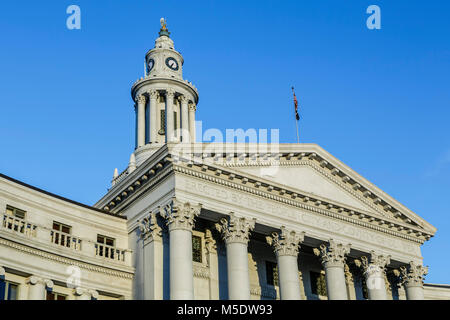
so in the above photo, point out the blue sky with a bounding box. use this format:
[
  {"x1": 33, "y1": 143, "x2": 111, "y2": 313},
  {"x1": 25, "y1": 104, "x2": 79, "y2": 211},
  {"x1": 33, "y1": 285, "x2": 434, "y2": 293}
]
[{"x1": 0, "y1": 1, "x2": 449, "y2": 284}]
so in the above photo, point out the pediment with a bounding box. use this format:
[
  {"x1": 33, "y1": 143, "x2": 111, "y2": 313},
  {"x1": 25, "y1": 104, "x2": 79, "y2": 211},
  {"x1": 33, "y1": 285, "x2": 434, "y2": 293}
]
[
  {"x1": 233, "y1": 165, "x2": 375, "y2": 213},
  {"x1": 165, "y1": 143, "x2": 437, "y2": 238}
]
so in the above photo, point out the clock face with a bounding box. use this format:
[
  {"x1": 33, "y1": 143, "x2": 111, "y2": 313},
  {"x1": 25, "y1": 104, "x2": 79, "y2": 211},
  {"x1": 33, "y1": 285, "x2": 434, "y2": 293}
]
[
  {"x1": 165, "y1": 57, "x2": 179, "y2": 71},
  {"x1": 147, "y1": 59, "x2": 155, "y2": 73}
]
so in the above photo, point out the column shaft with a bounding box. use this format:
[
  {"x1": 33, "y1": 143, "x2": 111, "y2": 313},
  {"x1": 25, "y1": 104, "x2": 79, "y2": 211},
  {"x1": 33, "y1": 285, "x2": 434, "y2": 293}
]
[
  {"x1": 324, "y1": 265, "x2": 348, "y2": 300},
  {"x1": 188, "y1": 104, "x2": 196, "y2": 143},
  {"x1": 166, "y1": 90, "x2": 175, "y2": 142},
  {"x1": 149, "y1": 91, "x2": 159, "y2": 144},
  {"x1": 181, "y1": 97, "x2": 189, "y2": 142},
  {"x1": 277, "y1": 255, "x2": 301, "y2": 300},
  {"x1": 226, "y1": 242, "x2": 250, "y2": 299},
  {"x1": 137, "y1": 95, "x2": 146, "y2": 147},
  {"x1": 170, "y1": 229, "x2": 194, "y2": 299}
]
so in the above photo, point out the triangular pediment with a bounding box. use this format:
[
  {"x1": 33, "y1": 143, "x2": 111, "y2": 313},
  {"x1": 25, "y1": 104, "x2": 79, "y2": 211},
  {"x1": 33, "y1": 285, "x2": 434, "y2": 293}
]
[{"x1": 234, "y1": 165, "x2": 375, "y2": 213}]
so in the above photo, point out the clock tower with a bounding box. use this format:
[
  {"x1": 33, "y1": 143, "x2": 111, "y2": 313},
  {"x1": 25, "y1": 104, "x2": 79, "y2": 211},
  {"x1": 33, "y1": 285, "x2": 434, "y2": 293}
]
[{"x1": 130, "y1": 18, "x2": 199, "y2": 166}]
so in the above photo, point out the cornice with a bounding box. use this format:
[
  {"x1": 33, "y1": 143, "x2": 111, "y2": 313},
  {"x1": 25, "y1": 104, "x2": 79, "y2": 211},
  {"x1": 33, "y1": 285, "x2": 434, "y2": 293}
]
[
  {"x1": 172, "y1": 163, "x2": 428, "y2": 244},
  {"x1": 131, "y1": 77, "x2": 199, "y2": 103},
  {"x1": 164, "y1": 143, "x2": 436, "y2": 234}
]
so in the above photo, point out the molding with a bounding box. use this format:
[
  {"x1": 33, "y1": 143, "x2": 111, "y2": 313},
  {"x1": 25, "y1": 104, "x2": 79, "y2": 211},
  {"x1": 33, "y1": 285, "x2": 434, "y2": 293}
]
[{"x1": 173, "y1": 164, "x2": 427, "y2": 244}]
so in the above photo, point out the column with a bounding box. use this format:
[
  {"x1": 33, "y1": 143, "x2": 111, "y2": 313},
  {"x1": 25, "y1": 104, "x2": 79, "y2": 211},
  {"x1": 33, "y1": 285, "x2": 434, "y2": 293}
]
[
  {"x1": 180, "y1": 95, "x2": 189, "y2": 143},
  {"x1": 140, "y1": 212, "x2": 163, "y2": 300},
  {"x1": 149, "y1": 90, "x2": 159, "y2": 144},
  {"x1": 27, "y1": 276, "x2": 54, "y2": 300},
  {"x1": 188, "y1": 104, "x2": 196, "y2": 143},
  {"x1": 355, "y1": 251, "x2": 390, "y2": 300},
  {"x1": 166, "y1": 89, "x2": 175, "y2": 142},
  {"x1": 136, "y1": 94, "x2": 146, "y2": 148},
  {"x1": 266, "y1": 227, "x2": 304, "y2": 300},
  {"x1": 74, "y1": 287, "x2": 99, "y2": 300},
  {"x1": 400, "y1": 261, "x2": 428, "y2": 300},
  {"x1": 160, "y1": 198, "x2": 201, "y2": 300},
  {"x1": 215, "y1": 213, "x2": 256, "y2": 300},
  {"x1": 313, "y1": 239, "x2": 351, "y2": 300}
]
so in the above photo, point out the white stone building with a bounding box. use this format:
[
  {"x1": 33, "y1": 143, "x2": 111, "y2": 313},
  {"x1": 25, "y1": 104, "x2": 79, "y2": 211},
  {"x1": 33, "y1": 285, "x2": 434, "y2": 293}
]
[{"x1": 1, "y1": 21, "x2": 449, "y2": 301}]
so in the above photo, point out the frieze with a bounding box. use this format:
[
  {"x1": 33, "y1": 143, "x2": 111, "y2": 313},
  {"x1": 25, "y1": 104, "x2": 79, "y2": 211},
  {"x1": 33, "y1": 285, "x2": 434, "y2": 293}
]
[{"x1": 178, "y1": 177, "x2": 421, "y2": 259}]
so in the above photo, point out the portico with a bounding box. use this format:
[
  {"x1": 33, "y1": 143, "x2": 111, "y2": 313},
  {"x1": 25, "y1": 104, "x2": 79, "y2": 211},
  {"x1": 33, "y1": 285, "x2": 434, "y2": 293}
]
[{"x1": 97, "y1": 142, "x2": 436, "y2": 300}]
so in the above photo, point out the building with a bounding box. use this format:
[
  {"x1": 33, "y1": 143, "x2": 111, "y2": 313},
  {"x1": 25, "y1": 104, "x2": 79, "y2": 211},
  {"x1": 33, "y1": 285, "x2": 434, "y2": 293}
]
[{"x1": 1, "y1": 20, "x2": 449, "y2": 301}]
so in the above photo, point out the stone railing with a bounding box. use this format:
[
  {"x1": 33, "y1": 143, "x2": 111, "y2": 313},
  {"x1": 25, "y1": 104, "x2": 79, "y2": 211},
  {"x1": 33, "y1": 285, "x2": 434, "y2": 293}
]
[
  {"x1": 50, "y1": 230, "x2": 82, "y2": 251},
  {"x1": 1, "y1": 214, "x2": 37, "y2": 237},
  {"x1": 95, "y1": 243, "x2": 126, "y2": 262},
  {"x1": 1, "y1": 213, "x2": 130, "y2": 265}
]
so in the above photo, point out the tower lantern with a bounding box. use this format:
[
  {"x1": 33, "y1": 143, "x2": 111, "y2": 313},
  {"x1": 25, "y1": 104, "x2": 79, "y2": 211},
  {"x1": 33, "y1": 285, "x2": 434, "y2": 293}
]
[{"x1": 130, "y1": 18, "x2": 199, "y2": 165}]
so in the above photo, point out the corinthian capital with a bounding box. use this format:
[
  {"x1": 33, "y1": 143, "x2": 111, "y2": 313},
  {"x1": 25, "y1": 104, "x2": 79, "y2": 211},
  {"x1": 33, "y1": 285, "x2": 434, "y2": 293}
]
[
  {"x1": 266, "y1": 227, "x2": 304, "y2": 257},
  {"x1": 160, "y1": 198, "x2": 201, "y2": 232},
  {"x1": 137, "y1": 94, "x2": 146, "y2": 104},
  {"x1": 400, "y1": 261, "x2": 428, "y2": 287},
  {"x1": 188, "y1": 104, "x2": 196, "y2": 112},
  {"x1": 355, "y1": 251, "x2": 391, "y2": 276},
  {"x1": 215, "y1": 213, "x2": 255, "y2": 244},
  {"x1": 149, "y1": 90, "x2": 160, "y2": 100},
  {"x1": 139, "y1": 212, "x2": 162, "y2": 243},
  {"x1": 166, "y1": 88, "x2": 175, "y2": 98},
  {"x1": 313, "y1": 239, "x2": 351, "y2": 268},
  {"x1": 178, "y1": 95, "x2": 188, "y2": 103}
]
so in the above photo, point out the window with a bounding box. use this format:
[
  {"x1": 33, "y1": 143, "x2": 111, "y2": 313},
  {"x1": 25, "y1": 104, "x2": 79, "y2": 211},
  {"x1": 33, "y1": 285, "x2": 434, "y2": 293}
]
[
  {"x1": 310, "y1": 271, "x2": 327, "y2": 296},
  {"x1": 192, "y1": 235, "x2": 202, "y2": 263},
  {"x1": 97, "y1": 235, "x2": 116, "y2": 259},
  {"x1": 0, "y1": 281, "x2": 18, "y2": 300},
  {"x1": 6, "y1": 205, "x2": 26, "y2": 219},
  {"x1": 97, "y1": 235, "x2": 115, "y2": 246},
  {"x1": 266, "y1": 261, "x2": 279, "y2": 286},
  {"x1": 52, "y1": 221, "x2": 72, "y2": 247},
  {"x1": 46, "y1": 291, "x2": 67, "y2": 300}
]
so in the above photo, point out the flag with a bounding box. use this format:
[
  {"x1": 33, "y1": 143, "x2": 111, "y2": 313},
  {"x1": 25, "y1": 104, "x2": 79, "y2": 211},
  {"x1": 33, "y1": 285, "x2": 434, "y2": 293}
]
[{"x1": 292, "y1": 87, "x2": 300, "y2": 121}]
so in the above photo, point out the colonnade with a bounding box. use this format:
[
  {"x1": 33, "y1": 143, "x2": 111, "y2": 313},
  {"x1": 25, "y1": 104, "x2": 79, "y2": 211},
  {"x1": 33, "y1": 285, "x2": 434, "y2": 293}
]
[
  {"x1": 135, "y1": 89, "x2": 196, "y2": 147},
  {"x1": 140, "y1": 199, "x2": 429, "y2": 300}
]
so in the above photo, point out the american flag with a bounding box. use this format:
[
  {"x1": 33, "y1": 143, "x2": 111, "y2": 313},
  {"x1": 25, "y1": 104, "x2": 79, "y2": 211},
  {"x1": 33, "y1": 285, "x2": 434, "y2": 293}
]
[{"x1": 292, "y1": 87, "x2": 300, "y2": 121}]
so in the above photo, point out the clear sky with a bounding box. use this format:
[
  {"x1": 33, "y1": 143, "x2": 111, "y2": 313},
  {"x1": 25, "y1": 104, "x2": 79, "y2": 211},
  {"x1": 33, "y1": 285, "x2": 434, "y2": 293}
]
[{"x1": 0, "y1": 1, "x2": 449, "y2": 284}]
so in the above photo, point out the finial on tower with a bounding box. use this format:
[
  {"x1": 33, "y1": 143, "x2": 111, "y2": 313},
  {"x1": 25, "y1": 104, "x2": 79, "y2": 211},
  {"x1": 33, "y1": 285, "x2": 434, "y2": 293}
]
[{"x1": 159, "y1": 18, "x2": 170, "y2": 37}]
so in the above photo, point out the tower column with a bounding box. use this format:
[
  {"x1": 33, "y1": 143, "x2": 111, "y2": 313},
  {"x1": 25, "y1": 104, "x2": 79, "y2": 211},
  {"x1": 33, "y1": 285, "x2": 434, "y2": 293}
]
[
  {"x1": 166, "y1": 89, "x2": 175, "y2": 142},
  {"x1": 355, "y1": 251, "x2": 390, "y2": 300},
  {"x1": 180, "y1": 95, "x2": 189, "y2": 142},
  {"x1": 160, "y1": 199, "x2": 201, "y2": 300},
  {"x1": 400, "y1": 262, "x2": 428, "y2": 300},
  {"x1": 266, "y1": 227, "x2": 304, "y2": 300},
  {"x1": 136, "y1": 95, "x2": 146, "y2": 147},
  {"x1": 216, "y1": 213, "x2": 255, "y2": 300},
  {"x1": 314, "y1": 240, "x2": 351, "y2": 300},
  {"x1": 149, "y1": 90, "x2": 159, "y2": 144},
  {"x1": 188, "y1": 104, "x2": 196, "y2": 143}
]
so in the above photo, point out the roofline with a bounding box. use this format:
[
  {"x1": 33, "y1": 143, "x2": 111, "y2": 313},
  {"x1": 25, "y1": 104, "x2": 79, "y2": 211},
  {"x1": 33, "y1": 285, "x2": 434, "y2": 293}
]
[{"x1": 0, "y1": 173, "x2": 127, "y2": 220}]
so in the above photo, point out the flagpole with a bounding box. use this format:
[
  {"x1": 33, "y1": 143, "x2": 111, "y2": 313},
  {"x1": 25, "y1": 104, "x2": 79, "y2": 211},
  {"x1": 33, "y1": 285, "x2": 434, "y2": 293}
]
[{"x1": 292, "y1": 86, "x2": 300, "y2": 144}]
